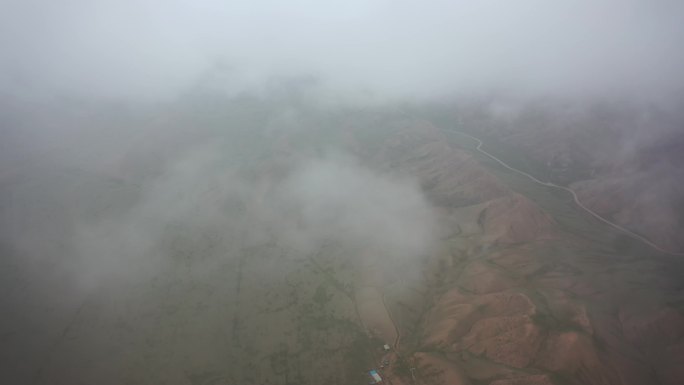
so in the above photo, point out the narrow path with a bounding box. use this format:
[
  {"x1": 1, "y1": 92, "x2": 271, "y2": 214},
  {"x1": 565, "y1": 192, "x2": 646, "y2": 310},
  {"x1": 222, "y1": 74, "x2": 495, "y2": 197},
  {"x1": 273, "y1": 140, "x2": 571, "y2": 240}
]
[
  {"x1": 355, "y1": 285, "x2": 397, "y2": 346},
  {"x1": 376, "y1": 288, "x2": 408, "y2": 385},
  {"x1": 353, "y1": 256, "x2": 407, "y2": 384},
  {"x1": 455, "y1": 130, "x2": 684, "y2": 256},
  {"x1": 380, "y1": 290, "x2": 401, "y2": 349}
]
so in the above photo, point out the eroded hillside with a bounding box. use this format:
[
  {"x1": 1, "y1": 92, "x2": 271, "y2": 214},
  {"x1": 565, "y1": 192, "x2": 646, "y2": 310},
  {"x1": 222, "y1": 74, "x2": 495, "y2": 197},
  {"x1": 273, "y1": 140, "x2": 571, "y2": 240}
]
[{"x1": 2, "y1": 101, "x2": 683, "y2": 385}]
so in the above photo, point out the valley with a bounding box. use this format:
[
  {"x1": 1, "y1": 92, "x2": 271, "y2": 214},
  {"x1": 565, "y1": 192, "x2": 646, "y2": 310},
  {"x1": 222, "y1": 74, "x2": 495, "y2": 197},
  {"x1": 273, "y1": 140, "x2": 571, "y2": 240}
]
[{"x1": 2, "y1": 105, "x2": 683, "y2": 385}]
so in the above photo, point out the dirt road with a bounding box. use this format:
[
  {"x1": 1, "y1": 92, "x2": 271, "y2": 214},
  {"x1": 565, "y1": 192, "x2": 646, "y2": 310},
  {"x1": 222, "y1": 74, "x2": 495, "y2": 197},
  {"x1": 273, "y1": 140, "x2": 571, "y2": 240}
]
[{"x1": 456, "y1": 130, "x2": 684, "y2": 256}]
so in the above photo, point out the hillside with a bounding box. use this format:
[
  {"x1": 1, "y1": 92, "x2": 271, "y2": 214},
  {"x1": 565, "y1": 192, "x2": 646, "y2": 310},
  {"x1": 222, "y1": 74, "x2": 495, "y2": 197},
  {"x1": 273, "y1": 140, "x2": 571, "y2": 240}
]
[
  {"x1": 428, "y1": 98, "x2": 684, "y2": 254},
  {"x1": 1, "y1": 100, "x2": 683, "y2": 385}
]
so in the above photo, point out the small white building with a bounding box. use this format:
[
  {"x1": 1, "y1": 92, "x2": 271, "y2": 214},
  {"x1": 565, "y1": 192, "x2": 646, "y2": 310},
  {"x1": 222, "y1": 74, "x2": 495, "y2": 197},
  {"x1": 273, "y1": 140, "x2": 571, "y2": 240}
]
[
  {"x1": 369, "y1": 370, "x2": 382, "y2": 383},
  {"x1": 383, "y1": 344, "x2": 391, "y2": 351}
]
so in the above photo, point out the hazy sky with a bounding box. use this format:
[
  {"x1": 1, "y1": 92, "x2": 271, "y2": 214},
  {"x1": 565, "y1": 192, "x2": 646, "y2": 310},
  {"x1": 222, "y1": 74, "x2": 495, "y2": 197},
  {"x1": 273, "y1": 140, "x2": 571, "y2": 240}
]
[{"x1": 2, "y1": 0, "x2": 684, "y2": 101}]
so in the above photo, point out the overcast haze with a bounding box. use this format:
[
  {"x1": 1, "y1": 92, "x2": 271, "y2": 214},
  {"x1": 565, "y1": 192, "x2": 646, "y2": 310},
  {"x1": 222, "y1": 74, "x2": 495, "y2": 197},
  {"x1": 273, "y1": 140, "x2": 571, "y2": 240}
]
[
  {"x1": 4, "y1": 2, "x2": 684, "y2": 384},
  {"x1": 2, "y1": 0, "x2": 684, "y2": 101}
]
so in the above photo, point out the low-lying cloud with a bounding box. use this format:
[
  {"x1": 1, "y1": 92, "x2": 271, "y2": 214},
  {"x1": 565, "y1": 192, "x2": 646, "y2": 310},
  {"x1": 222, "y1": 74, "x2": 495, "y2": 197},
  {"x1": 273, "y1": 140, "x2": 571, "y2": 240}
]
[{"x1": 63, "y1": 146, "x2": 436, "y2": 289}]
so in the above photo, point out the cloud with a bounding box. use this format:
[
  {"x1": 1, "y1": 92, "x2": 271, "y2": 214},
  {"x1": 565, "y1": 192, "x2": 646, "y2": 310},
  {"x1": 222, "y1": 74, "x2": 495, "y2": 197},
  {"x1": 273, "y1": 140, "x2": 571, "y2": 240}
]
[
  {"x1": 275, "y1": 153, "x2": 436, "y2": 259},
  {"x1": 63, "y1": 144, "x2": 435, "y2": 289},
  {"x1": 1, "y1": 0, "x2": 683, "y2": 100}
]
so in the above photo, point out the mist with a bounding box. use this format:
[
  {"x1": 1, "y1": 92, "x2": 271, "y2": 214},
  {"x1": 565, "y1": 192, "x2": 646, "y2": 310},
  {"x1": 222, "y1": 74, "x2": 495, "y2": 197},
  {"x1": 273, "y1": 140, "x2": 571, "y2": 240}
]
[
  {"x1": 68, "y1": 148, "x2": 436, "y2": 289},
  {"x1": 3, "y1": 1, "x2": 684, "y2": 384},
  {"x1": 2, "y1": 0, "x2": 684, "y2": 102}
]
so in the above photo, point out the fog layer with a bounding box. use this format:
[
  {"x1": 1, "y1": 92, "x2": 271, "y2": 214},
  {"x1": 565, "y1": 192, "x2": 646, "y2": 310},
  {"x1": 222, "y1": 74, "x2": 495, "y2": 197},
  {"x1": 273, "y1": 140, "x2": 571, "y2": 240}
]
[{"x1": 2, "y1": 0, "x2": 684, "y2": 101}]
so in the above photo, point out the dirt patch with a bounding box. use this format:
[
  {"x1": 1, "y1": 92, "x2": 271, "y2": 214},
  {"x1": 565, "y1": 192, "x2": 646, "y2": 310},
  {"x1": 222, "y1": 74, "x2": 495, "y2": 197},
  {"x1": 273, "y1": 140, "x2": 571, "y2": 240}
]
[
  {"x1": 413, "y1": 352, "x2": 471, "y2": 385},
  {"x1": 355, "y1": 287, "x2": 397, "y2": 346}
]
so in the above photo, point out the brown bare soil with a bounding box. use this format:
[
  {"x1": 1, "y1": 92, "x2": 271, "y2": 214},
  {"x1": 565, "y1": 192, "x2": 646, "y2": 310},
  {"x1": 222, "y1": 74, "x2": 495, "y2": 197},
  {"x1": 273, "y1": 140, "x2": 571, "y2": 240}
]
[{"x1": 3, "y1": 109, "x2": 684, "y2": 385}]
